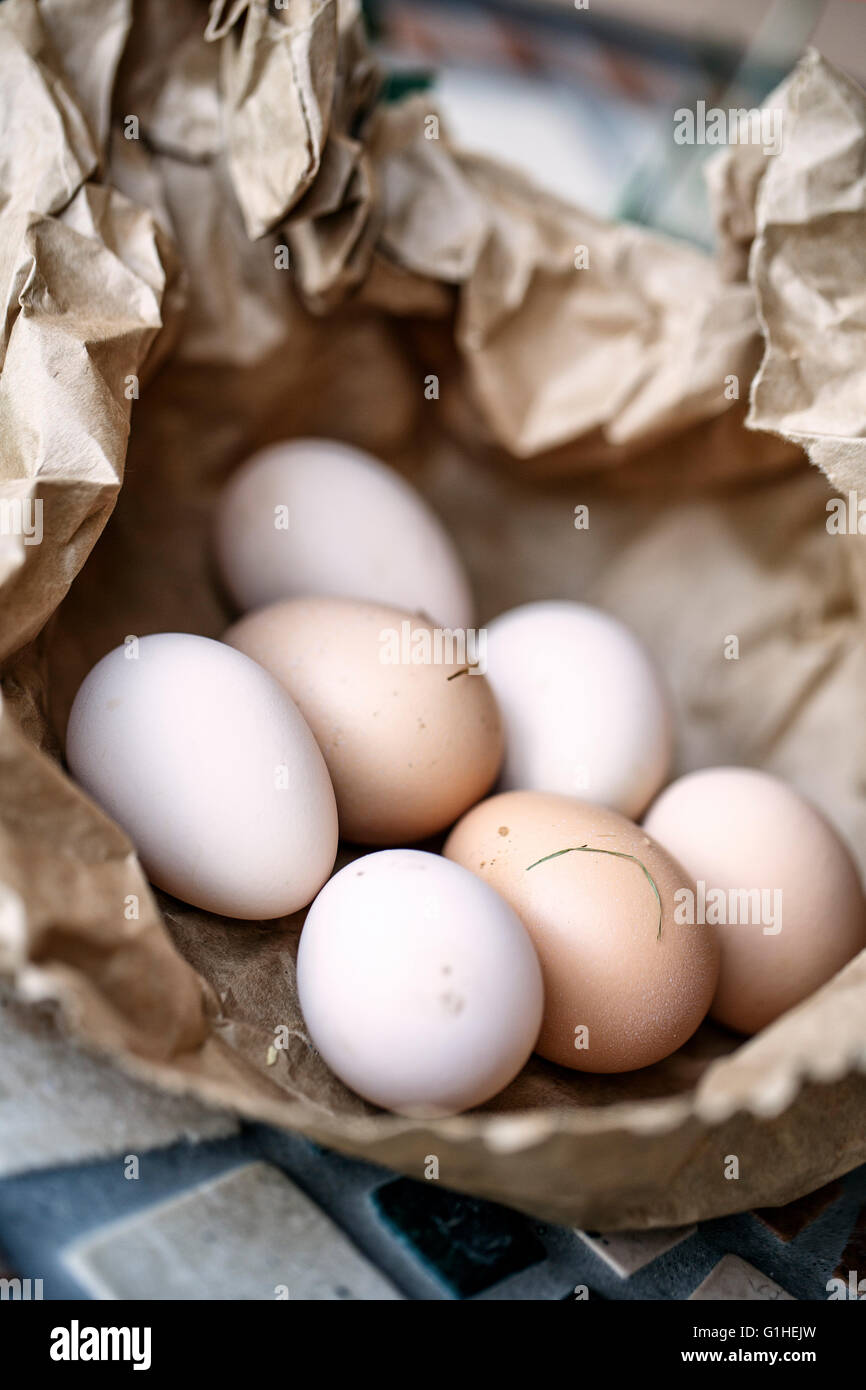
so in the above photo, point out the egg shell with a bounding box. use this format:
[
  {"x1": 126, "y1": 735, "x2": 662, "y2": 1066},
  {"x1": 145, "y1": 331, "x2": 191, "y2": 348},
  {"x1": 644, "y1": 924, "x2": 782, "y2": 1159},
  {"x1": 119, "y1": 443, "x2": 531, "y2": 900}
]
[
  {"x1": 444, "y1": 790, "x2": 719, "y2": 1072},
  {"x1": 214, "y1": 438, "x2": 473, "y2": 629},
  {"x1": 66, "y1": 633, "x2": 338, "y2": 919},
  {"x1": 485, "y1": 600, "x2": 673, "y2": 818},
  {"x1": 644, "y1": 767, "x2": 866, "y2": 1035},
  {"x1": 297, "y1": 849, "x2": 544, "y2": 1116},
  {"x1": 224, "y1": 597, "x2": 504, "y2": 845}
]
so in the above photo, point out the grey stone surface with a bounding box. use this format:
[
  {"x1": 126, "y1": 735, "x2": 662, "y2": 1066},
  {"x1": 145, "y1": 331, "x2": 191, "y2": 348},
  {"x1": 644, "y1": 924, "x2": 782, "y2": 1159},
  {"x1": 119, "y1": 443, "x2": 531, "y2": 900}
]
[
  {"x1": 689, "y1": 1254, "x2": 795, "y2": 1301},
  {"x1": 576, "y1": 1225, "x2": 697, "y2": 1277},
  {"x1": 63, "y1": 1161, "x2": 403, "y2": 1300},
  {"x1": 0, "y1": 998, "x2": 237, "y2": 1178}
]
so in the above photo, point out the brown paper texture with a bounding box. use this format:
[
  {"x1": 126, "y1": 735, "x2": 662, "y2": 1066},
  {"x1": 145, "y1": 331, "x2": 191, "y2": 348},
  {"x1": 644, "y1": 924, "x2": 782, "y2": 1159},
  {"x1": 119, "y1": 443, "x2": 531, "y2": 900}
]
[
  {"x1": 709, "y1": 49, "x2": 866, "y2": 500},
  {"x1": 2, "y1": 1, "x2": 865, "y2": 1229}
]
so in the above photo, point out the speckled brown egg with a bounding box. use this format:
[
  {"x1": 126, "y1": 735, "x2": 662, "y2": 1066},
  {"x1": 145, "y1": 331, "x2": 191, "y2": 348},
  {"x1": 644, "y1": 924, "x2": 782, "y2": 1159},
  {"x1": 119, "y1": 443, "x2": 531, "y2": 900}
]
[
  {"x1": 444, "y1": 790, "x2": 719, "y2": 1073},
  {"x1": 224, "y1": 598, "x2": 503, "y2": 845}
]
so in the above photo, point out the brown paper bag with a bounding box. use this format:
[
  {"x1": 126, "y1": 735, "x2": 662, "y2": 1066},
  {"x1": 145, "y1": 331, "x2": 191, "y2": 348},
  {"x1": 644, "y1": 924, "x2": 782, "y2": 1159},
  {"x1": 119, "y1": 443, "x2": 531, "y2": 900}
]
[{"x1": 1, "y1": 0, "x2": 865, "y2": 1228}]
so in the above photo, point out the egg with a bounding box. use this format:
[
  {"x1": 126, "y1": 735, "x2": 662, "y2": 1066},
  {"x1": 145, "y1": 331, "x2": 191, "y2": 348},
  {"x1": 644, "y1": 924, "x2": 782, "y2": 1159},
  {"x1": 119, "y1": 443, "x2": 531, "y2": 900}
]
[
  {"x1": 644, "y1": 767, "x2": 866, "y2": 1035},
  {"x1": 484, "y1": 601, "x2": 673, "y2": 818},
  {"x1": 444, "y1": 790, "x2": 719, "y2": 1072},
  {"x1": 214, "y1": 438, "x2": 473, "y2": 628},
  {"x1": 224, "y1": 597, "x2": 504, "y2": 845},
  {"x1": 66, "y1": 633, "x2": 338, "y2": 918},
  {"x1": 297, "y1": 849, "x2": 544, "y2": 1116}
]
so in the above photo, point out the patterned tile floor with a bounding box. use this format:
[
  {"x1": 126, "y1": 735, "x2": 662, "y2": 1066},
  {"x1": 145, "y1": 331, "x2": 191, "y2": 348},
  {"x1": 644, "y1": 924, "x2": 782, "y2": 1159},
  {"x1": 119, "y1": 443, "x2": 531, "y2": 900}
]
[
  {"x1": 2, "y1": 1004, "x2": 864, "y2": 1301},
  {"x1": 2, "y1": 1123, "x2": 866, "y2": 1301}
]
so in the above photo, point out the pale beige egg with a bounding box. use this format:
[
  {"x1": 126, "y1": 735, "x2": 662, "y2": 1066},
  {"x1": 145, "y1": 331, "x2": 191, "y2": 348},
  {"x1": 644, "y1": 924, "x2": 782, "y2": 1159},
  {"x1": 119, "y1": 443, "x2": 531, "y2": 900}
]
[
  {"x1": 214, "y1": 439, "x2": 473, "y2": 628},
  {"x1": 444, "y1": 790, "x2": 719, "y2": 1072},
  {"x1": 224, "y1": 598, "x2": 503, "y2": 845},
  {"x1": 644, "y1": 767, "x2": 866, "y2": 1035}
]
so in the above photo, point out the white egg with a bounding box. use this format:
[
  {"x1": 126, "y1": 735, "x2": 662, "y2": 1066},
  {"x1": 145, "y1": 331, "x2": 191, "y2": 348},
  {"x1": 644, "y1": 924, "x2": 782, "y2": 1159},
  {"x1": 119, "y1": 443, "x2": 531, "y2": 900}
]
[
  {"x1": 485, "y1": 600, "x2": 673, "y2": 818},
  {"x1": 66, "y1": 633, "x2": 338, "y2": 919},
  {"x1": 214, "y1": 438, "x2": 473, "y2": 628},
  {"x1": 297, "y1": 849, "x2": 544, "y2": 1117}
]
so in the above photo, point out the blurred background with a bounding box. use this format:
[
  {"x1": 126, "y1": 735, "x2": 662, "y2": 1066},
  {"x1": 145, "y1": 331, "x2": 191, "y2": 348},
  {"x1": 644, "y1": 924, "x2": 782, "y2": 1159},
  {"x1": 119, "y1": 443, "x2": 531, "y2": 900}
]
[{"x1": 370, "y1": 0, "x2": 866, "y2": 244}]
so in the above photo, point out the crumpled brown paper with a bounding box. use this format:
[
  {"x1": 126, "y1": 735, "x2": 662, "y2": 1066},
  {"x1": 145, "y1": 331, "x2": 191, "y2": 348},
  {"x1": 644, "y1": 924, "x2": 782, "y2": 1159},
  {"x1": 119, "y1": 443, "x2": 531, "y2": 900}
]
[
  {"x1": 709, "y1": 49, "x2": 866, "y2": 499},
  {"x1": 2, "y1": 0, "x2": 866, "y2": 1230}
]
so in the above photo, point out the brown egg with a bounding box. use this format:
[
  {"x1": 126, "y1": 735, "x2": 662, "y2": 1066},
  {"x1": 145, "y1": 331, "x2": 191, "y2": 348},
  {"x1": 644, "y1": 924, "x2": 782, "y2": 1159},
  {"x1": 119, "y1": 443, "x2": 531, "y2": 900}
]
[
  {"x1": 224, "y1": 598, "x2": 503, "y2": 845},
  {"x1": 444, "y1": 790, "x2": 719, "y2": 1072}
]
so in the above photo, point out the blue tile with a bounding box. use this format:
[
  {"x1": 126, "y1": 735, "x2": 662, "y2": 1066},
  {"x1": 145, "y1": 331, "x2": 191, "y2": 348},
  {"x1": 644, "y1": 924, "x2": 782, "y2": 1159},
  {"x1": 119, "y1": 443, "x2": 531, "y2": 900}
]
[
  {"x1": 0, "y1": 1134, "x2": 254, "y2": 1299},
  {"x1": 2, "y1": 1113, "x2": 866, "y2": 1302},
  {"x1": 372, "y1": 1176, "x2": 546, "y2": 1297}
]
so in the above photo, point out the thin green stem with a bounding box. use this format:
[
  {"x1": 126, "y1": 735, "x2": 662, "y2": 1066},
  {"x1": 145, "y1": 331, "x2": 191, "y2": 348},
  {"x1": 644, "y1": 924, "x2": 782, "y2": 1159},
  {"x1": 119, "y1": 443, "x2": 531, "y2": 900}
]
[{"x1": 525, "y1": 844, "x2": 663, "y2": 940}]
